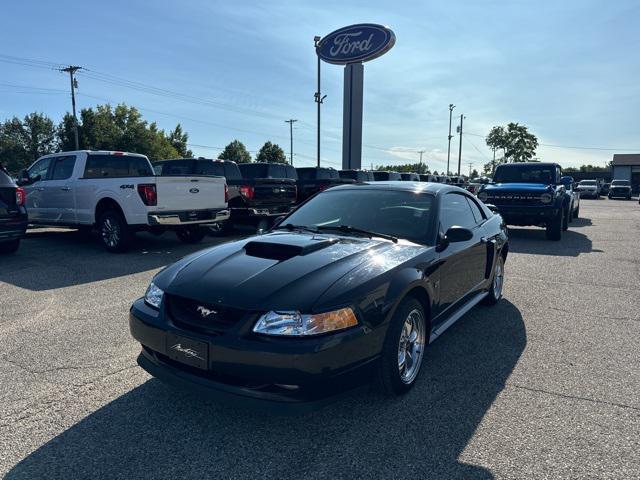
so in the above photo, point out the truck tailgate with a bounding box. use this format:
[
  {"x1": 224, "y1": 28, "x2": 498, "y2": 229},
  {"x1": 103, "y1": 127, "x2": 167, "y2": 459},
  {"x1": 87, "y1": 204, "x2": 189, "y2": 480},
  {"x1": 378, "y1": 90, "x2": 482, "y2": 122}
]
[
  {"x1": 155, "y1": 176, "x2": 227, "y2": 211},
  {"x1": 250, "y1": 179, "x2": 297, "y2": 206}
]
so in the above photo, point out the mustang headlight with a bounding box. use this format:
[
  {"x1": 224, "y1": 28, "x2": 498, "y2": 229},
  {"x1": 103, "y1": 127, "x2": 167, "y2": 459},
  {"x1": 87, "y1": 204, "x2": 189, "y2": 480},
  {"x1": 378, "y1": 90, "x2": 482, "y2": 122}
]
[
  {"x1": 253, "y1": 307, "x2": 358, "y2": 336},
  {"x1": 540, "y1": 193, "x2": 553, "y2": 204},
  {"x1": 144, "y1": 282, "x2": 164, "y2": 309},
  {"x1": 478, "y1": 191, "x2": 489, "y2": 202}
]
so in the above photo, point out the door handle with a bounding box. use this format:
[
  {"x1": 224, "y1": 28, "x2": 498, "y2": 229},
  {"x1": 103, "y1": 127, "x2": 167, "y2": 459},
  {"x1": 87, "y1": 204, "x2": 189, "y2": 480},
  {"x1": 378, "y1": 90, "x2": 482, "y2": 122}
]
[{"x1": 61, "y1": 187, "x2": 71, "y2": 191}]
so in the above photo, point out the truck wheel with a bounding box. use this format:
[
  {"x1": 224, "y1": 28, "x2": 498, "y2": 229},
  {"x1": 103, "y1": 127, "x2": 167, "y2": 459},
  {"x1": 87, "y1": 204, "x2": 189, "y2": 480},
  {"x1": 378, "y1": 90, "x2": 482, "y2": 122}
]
[
  {"x1": 545, "y1": 209, "x2": 563, "y2": 241},
  {"x1": 375, "y1": 297, "x2": 427, "y2": 396},
  {"x1": 99, "y1": 210, "x2": 132, "y2": 253},
  {"x1": 176, "y1": 226, "x2": 206, "y2": 243},
  {"x1": 0, "y1": 239, "x2": 20, "y2": 254},
  {"x1": 562, "y1": 206, "x2": 569, "y2": 231}
]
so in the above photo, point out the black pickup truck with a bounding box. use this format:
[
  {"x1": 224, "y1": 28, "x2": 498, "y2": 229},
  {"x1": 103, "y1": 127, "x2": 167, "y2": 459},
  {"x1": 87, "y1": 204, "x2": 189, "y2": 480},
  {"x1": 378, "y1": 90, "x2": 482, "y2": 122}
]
[
  {"x1": 0, "y1": 164, "x2": 28, "y2": 253},
  {"x1": 296, "y1": 167, "x2": 354, "y2": 202},
  {"x1": 478, "y1": 162, "x2": 574, "y2": 241},
  {"x1": 373, "y1": 171, "x2": 401, "y2": 181},
  {"x1": 339, "y1": 169, "x2": 375, "y2": 182},
  {"x1": 154, "y1": 159, "x2": 297, "y2": 232}
]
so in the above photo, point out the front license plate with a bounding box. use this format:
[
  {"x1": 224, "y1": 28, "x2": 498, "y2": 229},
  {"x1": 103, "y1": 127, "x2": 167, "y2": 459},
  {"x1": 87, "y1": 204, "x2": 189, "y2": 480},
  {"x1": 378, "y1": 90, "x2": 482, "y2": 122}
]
[{"x1": 166, "y1": 333, "x2": 208, "y2": 370}]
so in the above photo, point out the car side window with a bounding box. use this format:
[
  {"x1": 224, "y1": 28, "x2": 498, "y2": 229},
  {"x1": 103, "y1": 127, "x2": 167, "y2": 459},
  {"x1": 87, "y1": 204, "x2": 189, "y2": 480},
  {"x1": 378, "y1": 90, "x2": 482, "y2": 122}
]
[
  {"x1": 28, "y1": 158, "x2": 53, "y2": 181},
  {"x1": 465, "y1": 196, "x2": 485, "y2": 224},
  {"x1": 50, "y1": 156, "x2": 76, "y2": 180},
  {"x1": 440, "y1": 193, "x2": 478, "y2": 231}
]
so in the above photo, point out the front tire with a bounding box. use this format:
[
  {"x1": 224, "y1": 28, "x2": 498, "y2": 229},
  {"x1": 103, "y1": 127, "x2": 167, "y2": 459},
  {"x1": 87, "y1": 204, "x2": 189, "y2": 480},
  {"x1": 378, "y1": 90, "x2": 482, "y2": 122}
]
[
  {"x1": 376, "y1": 297, "x2": 427, "y2": 396},
  {"x1": 0, "y1": 239, "x2": 20, "y2": 254},
  {"x1": 545, "y1": 208, "x2": 563, "y2": 241},
  {"x1": 482, "y1": 254, "x2": 504, "y2": 305},
  {"x1": 176, "y1": 226, "x2": 206, "y2": 243},
  {"x1": 98, "y1": 210, "x2": 132, "y2": 253}
]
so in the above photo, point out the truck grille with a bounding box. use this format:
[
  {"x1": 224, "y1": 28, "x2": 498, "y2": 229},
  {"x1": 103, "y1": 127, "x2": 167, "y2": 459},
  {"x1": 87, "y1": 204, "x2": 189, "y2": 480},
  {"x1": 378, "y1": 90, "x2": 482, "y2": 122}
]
[
  {"x1": 487, "y1": 194, "x2": 543, "y2": 206},
  {"x1": 165, "y1": 294, "x2": 248, "y2": 335}
]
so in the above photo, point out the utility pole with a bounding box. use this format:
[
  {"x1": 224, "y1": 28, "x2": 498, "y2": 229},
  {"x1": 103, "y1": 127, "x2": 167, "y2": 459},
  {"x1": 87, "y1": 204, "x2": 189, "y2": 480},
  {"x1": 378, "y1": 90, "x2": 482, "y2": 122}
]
[
  {"x1": 457, "y1": 114, "x2": 464, "y2": 176},
  {"x1": 418, "y1": 150, "x2": 425, "y2": 173},
  {"x1": 492, "y1": 147, "x2": 497, "y2": 174},
  {"x1": 60, "y1": 66, "x2": 82, "y2": 150},
  {"x1": 467, "y1": 162, "x2": 474, "y2": 177},
  {"x1": 284, "y1": 119, "x2": 297, "y2": 166},
  {"x1": 447, "y1": 104, "x2": 455, "y2": 175},
  {"x1": 314, "y1": 36, "x2": 326, "y2": 168}
]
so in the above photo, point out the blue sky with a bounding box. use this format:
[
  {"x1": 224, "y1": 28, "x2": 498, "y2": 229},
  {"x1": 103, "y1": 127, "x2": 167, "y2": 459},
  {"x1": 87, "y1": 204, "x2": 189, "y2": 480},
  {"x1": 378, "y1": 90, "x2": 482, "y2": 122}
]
[{"x1": 2, "y1": 0, "x2": 639, "y2": 172}]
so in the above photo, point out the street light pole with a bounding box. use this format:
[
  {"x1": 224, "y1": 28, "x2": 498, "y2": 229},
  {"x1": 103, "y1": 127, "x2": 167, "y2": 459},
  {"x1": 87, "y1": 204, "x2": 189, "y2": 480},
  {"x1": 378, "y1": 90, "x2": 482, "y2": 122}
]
[
  {"x1": 447, "y1": 104, "x2": 455, "y2": 175},
  {"x1": 285, "y1": 119, "x2": 297, "y2": 166},
  {"x1": 314, "y1": 36, "x2": 326, "y2": 168},
  {"x1": 457, "y1": 114, "x2": 464, "y2": 176}
]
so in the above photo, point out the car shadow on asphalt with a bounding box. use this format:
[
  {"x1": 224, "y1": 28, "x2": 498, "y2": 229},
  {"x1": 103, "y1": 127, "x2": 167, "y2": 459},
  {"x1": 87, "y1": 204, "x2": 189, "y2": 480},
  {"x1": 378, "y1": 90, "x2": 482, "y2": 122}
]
[
  {"x1": 6, "y1": 300, "x2": 526, "y2": 480},
  {"x1": 507, "y1": 226, "x2": 600, "y2": 256},
  {"x1": 0, "y1": 229, "x2": 243, "y2": 291}
]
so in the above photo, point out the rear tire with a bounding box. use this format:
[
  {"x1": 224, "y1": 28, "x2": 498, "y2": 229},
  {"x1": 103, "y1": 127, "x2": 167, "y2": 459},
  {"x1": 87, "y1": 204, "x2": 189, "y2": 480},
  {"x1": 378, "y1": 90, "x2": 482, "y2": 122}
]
[
  {"x1": 98, "y1": 210, "x2": 132, "y2": 253},
  {"x1": 0, "y1": 239, "x2": 20, "y2": 254},
  {"x1": 176, "y1": 226, "x2": 206, "y2": 244},
  {"x1": 375, "y1": 297, "x2": 427, "y2": 396},
  {"x1": 482, "y1": 255, "x2": 504, "y2": 305},
  {"x1": 545, "y1": 208, "x2": 563, "y2": 241}
]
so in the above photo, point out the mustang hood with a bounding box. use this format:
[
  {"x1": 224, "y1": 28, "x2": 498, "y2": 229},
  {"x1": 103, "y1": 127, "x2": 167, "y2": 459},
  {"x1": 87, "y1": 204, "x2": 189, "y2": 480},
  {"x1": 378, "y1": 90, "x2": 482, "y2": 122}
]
[
  {"x1": 155, "y1": 232, "x2": 422, "y2": 312},
  {"x1": 485, "y1": 183, "x2": 553, "y2": 193}
]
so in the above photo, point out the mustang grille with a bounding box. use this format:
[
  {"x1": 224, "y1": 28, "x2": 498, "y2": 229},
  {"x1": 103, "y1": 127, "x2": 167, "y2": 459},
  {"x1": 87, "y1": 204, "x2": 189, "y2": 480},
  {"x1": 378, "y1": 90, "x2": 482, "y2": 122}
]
[{"x1": 165, "y1": 294, "x2": 247, "y2": 334}]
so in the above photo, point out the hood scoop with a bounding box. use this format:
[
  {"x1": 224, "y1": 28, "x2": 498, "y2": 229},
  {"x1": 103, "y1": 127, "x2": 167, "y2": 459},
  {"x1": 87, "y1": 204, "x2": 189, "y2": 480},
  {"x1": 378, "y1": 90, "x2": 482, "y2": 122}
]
[{"x1": 244, "y1": 237, "x2": 335, "y2": 261}]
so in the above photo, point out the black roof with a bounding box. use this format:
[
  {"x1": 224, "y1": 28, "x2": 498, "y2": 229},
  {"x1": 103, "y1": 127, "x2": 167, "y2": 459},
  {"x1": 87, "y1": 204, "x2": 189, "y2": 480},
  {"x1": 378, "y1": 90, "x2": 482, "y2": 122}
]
[
  {"x1": 496, "y1": 162, "x2": 560, "y2": 168},
  {"x1": 330, "y1": 180, "x2": 462, "y2": 196}
]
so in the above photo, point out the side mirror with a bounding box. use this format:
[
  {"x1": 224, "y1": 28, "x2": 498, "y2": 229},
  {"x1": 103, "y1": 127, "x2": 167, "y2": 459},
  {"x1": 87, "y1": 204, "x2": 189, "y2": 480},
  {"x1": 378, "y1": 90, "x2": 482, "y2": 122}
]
[
  {"x1": 445, "y1": 226, "x2": 474, "y2": 243},
  {"x1": 560, "y1": 176, "x2": 573, "y2": 187},
  {"x1": 18, "y1": 169, "x2": 30, "y2": 186}
]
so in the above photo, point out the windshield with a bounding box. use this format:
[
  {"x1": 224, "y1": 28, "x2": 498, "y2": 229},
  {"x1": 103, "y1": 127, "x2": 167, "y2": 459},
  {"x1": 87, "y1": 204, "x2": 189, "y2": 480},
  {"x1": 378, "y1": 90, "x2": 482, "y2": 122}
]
[
  {"x1": 281, "y1": 188, "x2": 435, "y2": 244},
  {"x1": 579, "y1": 180, "x2": 597, "y2": 185},
  {"x1": 494, "y1": 166, "x2": 555, "y2": 184},
  {"x1": 611, "y1": 180, "x2": 630, "y2": 186}
]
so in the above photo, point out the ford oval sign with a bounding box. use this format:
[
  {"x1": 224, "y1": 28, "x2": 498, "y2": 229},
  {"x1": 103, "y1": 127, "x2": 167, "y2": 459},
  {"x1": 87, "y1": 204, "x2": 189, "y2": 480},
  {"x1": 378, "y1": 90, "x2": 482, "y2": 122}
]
[{"x1": 317, "y1": 24, "x2": 395, "y2": 65}]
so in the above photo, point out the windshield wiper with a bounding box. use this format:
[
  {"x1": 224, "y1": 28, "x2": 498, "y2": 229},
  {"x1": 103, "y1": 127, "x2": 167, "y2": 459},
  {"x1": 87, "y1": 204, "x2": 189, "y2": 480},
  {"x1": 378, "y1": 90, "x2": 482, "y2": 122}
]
[
  {"x1": 274, "y1": 223, "x2": 320, "y2": 234},
  {"x1": 316, "y1": 225, "x2": 398, "y2": 243}
]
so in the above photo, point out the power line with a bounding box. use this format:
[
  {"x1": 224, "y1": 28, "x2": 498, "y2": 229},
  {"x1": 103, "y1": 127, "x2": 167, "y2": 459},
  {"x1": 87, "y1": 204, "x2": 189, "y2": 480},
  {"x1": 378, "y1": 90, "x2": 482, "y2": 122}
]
[{"x1": 463, "y1": 131, "x2": 640, "y2": 152}]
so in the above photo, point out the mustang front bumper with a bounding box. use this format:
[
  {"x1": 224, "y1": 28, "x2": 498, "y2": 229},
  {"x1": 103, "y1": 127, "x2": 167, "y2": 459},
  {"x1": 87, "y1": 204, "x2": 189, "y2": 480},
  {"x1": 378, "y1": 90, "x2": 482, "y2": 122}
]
[{"x1": 129, "y1": 299, "x2": 382, "y2": 409}]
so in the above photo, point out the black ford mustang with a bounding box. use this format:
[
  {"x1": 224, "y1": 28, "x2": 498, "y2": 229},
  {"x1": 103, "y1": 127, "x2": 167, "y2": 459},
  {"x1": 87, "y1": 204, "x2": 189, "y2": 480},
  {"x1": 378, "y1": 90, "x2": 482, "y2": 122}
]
[{"x1": 130, "y1": 182, "x2": 508, "y2": 408}]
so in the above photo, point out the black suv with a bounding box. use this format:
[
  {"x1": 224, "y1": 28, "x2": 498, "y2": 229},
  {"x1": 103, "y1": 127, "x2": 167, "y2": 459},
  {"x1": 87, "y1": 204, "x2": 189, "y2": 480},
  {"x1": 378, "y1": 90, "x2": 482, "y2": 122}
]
[
  {"x1": 296, "y1": 167, "x2": 354, "y2": 202},
  {"x1": 339, "y1": 169, "x2": 375, "y2": 182},
  {"x1": 608, "y1": 180, "x2": 632, "y2": 199},
  {"x1": 0, "y1": 164, "x2": 28, "y2": 253},
  {"x1": 373, "y1": 171, "x2": 401, "y2": 181},
  {"x1": 479, "y1": 162, "x2": 574, "y2": 240}
]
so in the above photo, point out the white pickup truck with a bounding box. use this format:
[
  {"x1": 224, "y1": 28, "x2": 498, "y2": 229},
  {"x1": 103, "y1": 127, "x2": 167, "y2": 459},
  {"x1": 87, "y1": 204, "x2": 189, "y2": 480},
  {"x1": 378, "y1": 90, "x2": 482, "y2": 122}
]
[{"x1": 19, "y1": 150, "x2": 229, "y2": 252}]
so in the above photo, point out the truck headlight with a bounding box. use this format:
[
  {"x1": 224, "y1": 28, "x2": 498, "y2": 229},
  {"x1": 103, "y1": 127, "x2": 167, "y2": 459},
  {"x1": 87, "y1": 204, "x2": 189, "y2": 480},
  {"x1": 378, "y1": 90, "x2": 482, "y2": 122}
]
[
  {"x1": 144, "y1": 282, "x2": 164, "y2": 309},
  {"x1": 540, "y1": 193, "x2": 553, "y2": 204},
  {"x1": 478, "y1": 191, "x2": 489, "y2": 202},
  {"x1": 253, "y1": 307, "x2": 358, "y2": 336}
]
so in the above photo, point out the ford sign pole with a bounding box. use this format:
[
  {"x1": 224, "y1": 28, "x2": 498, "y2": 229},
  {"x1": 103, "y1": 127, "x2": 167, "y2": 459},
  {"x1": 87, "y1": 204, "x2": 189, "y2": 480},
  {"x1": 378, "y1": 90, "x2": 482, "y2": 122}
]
[{"x1": 316, "y1": 24, "x2": 395, "y2": 171}]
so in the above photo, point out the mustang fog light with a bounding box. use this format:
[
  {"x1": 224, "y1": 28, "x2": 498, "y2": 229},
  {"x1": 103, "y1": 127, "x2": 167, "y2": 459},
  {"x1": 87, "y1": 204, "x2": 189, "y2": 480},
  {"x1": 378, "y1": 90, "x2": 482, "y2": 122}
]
[
  {"x1": 144, "y1": 282, "x2": 164, "y2": 309},
  {"x1": 253, "y1": 307, "x2": 358, "y2": 336},
  {"x1": 540, "y1": 193, "x2": 553, "y2": 204}
]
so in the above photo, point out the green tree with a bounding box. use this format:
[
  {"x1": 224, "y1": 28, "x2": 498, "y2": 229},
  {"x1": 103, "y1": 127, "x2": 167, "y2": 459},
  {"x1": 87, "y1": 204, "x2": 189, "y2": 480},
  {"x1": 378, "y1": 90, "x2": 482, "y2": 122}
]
[
  {"x1": 219, "y1": 139, "x2": 252, "y2": 163},
  {"x1": 256, "y1": 141, "x2": 287, "y2": 164},
  {"x1": 168, "y1": 124, "x2": 192, "y2": 157},
  {"x1": 504, "y1": 122, "x2": 538, "y2": 162},
  {"x1": 56, "y1": 104, "x2": 183, "y2": 161},
  {"x1": 375, "y1": 162, "x2": 429, "y2": 174},
  {"x1": 0, "y1": 112, "x2": 57, "y2": 173},
  {"x1": 470, "y1": 169, "x2": 479, "y2": 179}
]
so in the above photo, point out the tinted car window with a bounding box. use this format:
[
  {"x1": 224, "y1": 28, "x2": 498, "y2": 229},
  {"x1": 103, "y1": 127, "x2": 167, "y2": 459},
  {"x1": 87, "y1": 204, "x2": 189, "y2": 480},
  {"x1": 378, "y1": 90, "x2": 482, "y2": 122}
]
[
  {"x1": 0, "y1": 168, "x2": 15, "y2": 186},
  {"x1": 195, "y1": 160, "x2": 224, "y2": 176},
  {"x1": 373, "y1": 171, "x2": 401, "y2": 181},
  {"x1": 158, "y1": 160, "x2": 194, "y2": 175},
  {"x1": 239, "y1": 164, "x2": 268, "y2": 179},
  {"x1": 283, "y1": 189, "x2": 435, "y2": 244},
  {"x1": 611, "y1": 180, "x2": 630, "y2": 186},
  {"x1": 84, "y1": 155, "x2": 152, "y2": 178},
  {"x1": 50, "y1": 156, "x2": 76, "y2": 180},
  {"x1": 284, "y1": 165, "x2": 298, "y2": 180},
  {"x1": 28, "y1": 158, "x2": 53, "y2": 181},
  {"x1": 271, "y1": 164, "x2": 286, "y2": 178},
  {"x1": 441, "y1": 193, "x2": 478, "y2": 231},
  {"x1": 494, "y1": 165, "x2": 555, "y2": 184},
  {"x1": 465, "y1": 196, "x2": 485, "y2": 224},
  {"x1": 223, "y1": 163, "x2": 242, "y2": 180}
]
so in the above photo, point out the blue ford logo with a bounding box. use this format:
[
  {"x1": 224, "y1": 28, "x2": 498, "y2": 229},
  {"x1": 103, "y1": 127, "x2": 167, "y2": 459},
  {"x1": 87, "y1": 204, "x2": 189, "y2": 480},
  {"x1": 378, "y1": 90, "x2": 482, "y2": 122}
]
[
  {"x1": 317, "y1": 24, "x2": 395, "y2": 65},
  {"x1": 189, "y1": 188, "x2": 199, "y2": 194}
]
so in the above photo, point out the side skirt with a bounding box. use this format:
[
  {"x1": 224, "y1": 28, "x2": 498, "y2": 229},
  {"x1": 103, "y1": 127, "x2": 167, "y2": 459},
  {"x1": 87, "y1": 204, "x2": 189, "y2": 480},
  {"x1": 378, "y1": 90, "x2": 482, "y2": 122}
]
[{"x1": 429, "y1": 291, "x2": 488, "y2": 343}]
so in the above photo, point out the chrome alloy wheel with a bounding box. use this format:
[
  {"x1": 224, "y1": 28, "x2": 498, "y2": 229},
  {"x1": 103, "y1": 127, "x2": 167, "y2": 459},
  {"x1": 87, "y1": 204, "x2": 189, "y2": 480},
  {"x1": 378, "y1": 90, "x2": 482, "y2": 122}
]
[
  {"x1": 493, "y1": 256, "x2": 504, "y2": 299},
  {"x1": 397, "y1": 308, "x2": 426, "y2": 384},
  {"x1": 101, "y1": 217, "x2": 120, "y2": 248}
]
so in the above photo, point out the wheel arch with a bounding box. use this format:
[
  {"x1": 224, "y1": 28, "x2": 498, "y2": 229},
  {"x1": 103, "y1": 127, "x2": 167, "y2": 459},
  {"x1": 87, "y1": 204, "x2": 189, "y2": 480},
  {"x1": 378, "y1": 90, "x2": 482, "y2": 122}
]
[{"x1": 94, "y1": 197, "x2": 124, "y2": 225}]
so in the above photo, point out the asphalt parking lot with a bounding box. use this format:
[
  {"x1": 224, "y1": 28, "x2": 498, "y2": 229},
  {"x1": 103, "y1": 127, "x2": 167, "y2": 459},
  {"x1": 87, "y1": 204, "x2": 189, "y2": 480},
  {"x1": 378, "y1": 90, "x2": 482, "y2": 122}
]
[{"x1": 1, "y1": 198, "x2": 639, "y2": 479}]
